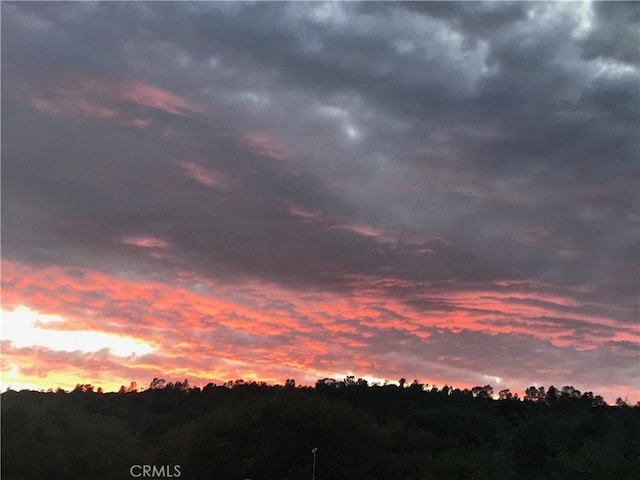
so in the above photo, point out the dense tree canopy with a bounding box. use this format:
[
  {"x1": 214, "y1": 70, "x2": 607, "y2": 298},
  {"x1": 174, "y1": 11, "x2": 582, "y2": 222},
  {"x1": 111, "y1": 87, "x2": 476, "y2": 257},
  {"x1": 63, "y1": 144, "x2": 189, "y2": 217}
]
[{"x1": 2, "y1": 378, "x2": 638, "y2": 480}]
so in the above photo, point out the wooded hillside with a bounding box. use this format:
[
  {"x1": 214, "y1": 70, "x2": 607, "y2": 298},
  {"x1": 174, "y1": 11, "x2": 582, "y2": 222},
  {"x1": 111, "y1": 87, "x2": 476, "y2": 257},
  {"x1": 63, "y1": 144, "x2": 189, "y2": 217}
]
[{"x1": 2, "y1": 379, "x2": 638, "y2": 479}]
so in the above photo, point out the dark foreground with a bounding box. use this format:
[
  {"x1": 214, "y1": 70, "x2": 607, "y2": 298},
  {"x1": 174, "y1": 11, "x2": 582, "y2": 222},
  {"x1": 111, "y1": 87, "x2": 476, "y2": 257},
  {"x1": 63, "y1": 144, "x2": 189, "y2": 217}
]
[{"x1": 2, "y1": 380, "x2": 638, "y2": 480}]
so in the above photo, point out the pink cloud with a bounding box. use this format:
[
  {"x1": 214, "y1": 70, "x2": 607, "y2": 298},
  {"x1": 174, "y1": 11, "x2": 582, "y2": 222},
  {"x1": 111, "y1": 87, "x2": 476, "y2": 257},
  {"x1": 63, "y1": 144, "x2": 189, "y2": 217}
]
[
  {"x1": 179, "y1": 161, "x2": 226, "y2": 188},
  {"x1": 30, "y1": 96, "x2": 118, "y2": 119},
  {"x1": 28, "y1": 75, "x2": 204, "y2": 126},
  {"x1": 119, "y1": 80, "x2": 202, "y2": 116},
  {"x1": 287, "y1": 202, "x2": 323, "y2": 220},
  {"x1": 123, "y1": 236, "x2": 170, "y2": 248},
  {"x1": 241, "y1": 132, "x2": 293, "y2": 161},
  {"x1": 334, "y1": 223, "x2": 388, "y2": 241},
  {"x1": 340, "y1": 223, "x2": 381, "y2": 237}
]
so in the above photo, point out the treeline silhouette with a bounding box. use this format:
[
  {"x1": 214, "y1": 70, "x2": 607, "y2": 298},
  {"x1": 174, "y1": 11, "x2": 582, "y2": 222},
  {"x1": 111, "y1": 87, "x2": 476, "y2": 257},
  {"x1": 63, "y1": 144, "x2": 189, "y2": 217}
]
[{"x1": 2, "y1": 377, "x2": 638, "y2": 480}]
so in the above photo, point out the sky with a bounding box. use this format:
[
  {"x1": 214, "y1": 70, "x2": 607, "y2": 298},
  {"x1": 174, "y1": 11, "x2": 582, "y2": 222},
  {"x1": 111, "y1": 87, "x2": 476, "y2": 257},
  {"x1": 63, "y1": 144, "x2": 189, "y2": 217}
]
[{"x1": 1, "y1": 1, "x2": 638, "y2": 403}]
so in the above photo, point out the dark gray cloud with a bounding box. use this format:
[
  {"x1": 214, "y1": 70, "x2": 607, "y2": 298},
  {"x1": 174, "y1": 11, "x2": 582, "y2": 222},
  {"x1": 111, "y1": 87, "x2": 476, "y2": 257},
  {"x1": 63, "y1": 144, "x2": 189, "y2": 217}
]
[
  {"x1": 2, "y1": 1, "x2": 637, "y2": 397},
  {"x1": 580, "y1": 1, "x2": 640, "y2": 64}
]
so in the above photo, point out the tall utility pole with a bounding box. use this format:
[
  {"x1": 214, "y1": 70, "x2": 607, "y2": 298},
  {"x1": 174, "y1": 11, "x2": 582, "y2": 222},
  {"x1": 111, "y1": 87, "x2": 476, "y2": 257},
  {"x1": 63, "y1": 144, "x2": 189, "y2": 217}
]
[{"x1": 311, "y1": 446, "x2": 318, "y2": 480}]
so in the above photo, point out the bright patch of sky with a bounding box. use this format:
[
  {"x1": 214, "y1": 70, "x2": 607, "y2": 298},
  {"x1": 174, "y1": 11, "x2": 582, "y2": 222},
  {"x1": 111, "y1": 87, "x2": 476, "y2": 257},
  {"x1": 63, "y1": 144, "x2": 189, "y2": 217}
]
[{"x1": 1, "y1": 305, "x2": 155, "y2": 357}]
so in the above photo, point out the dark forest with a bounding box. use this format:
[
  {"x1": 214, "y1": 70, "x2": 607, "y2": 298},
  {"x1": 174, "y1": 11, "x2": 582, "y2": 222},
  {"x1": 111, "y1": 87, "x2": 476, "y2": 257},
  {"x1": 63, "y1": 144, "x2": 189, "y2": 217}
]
[{"x1": 2, "y1": 378, "x2": 638, "y2": 480}]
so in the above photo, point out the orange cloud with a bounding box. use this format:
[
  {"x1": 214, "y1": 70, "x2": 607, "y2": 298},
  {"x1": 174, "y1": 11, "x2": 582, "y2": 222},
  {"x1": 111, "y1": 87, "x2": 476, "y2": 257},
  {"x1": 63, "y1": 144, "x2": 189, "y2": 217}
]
[{"x1": 1, "y1": 260, "x2": 637, "y2": 403}]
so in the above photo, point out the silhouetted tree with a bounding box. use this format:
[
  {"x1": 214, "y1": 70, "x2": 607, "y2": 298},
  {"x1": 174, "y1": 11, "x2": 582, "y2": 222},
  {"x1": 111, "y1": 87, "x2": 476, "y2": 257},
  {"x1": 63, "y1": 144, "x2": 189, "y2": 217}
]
[
  {"x1": 3, "y1": 377, "x2": 636, "y2": 480},
  {"x1": 616, "y1": 397, "x2": 629, "y2": 407},
  {"x1": 149, "y1": 377, "x2": 166, "y2": 389},
  {"x1": 524, "y1": 385, "x2": 546, "y2": 402},
  {"x1": 409, "y1": 379, "x2": 423, "y2": 391},
  {"x1": 356, "y1": 378, "x2": 369, "y2": 388},
  {"x1": 72, "y1": 384, "x2": 94, "y2": 393},
  {"x1": 315, "y1": 378, "x2": 338, "y2": 390},
  {"x1": 545, "y1": 385, "x2": 558, "y2": 404},
  {"x1": 498, "y1": 388, "x2": 513, "y2": 400},
  {"x1": 561, "y1": 385, "x2": 581, "y2": 399},
  {"x1": 471, "y1": 385, "x2": 493, "y2": 399}
]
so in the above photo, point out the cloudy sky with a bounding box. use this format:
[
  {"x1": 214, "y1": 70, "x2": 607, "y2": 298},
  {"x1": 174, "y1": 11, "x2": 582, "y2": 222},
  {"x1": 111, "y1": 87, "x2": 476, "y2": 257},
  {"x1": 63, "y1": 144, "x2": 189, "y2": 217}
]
[{"x1": 2, "y1": 1, "x2": 638, "y2": 402}]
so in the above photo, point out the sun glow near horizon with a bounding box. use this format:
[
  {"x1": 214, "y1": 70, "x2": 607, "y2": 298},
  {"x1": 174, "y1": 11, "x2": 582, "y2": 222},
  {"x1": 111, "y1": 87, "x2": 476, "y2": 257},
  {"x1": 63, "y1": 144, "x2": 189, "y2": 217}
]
[
  {"x1": 1, "y1": 304, "x2": 156, "y2": 392},
  {"x1": 1, "y1": 305, "x2": 155, "y2": 357}
]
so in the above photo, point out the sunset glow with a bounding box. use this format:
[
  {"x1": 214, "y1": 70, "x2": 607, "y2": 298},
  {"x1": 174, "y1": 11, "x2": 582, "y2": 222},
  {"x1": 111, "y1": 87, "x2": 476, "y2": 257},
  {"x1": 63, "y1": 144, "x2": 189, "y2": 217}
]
[{"x1": 2, "y1": 1, "x2": 638, "y2": 404}]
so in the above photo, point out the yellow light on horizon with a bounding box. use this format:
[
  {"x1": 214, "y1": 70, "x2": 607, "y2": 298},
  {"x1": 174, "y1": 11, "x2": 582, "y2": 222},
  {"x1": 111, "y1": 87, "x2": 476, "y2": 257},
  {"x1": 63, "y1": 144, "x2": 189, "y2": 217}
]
[{"x1": 1, "y1": 305, "x2": 155, "y2": 357}]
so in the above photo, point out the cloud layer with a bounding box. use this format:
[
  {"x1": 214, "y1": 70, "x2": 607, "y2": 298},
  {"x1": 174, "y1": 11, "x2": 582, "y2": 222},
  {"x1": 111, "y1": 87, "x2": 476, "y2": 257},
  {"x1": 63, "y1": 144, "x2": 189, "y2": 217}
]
[{"x1": 2, "y1": 1, "x2": 638, "y2": 402}]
